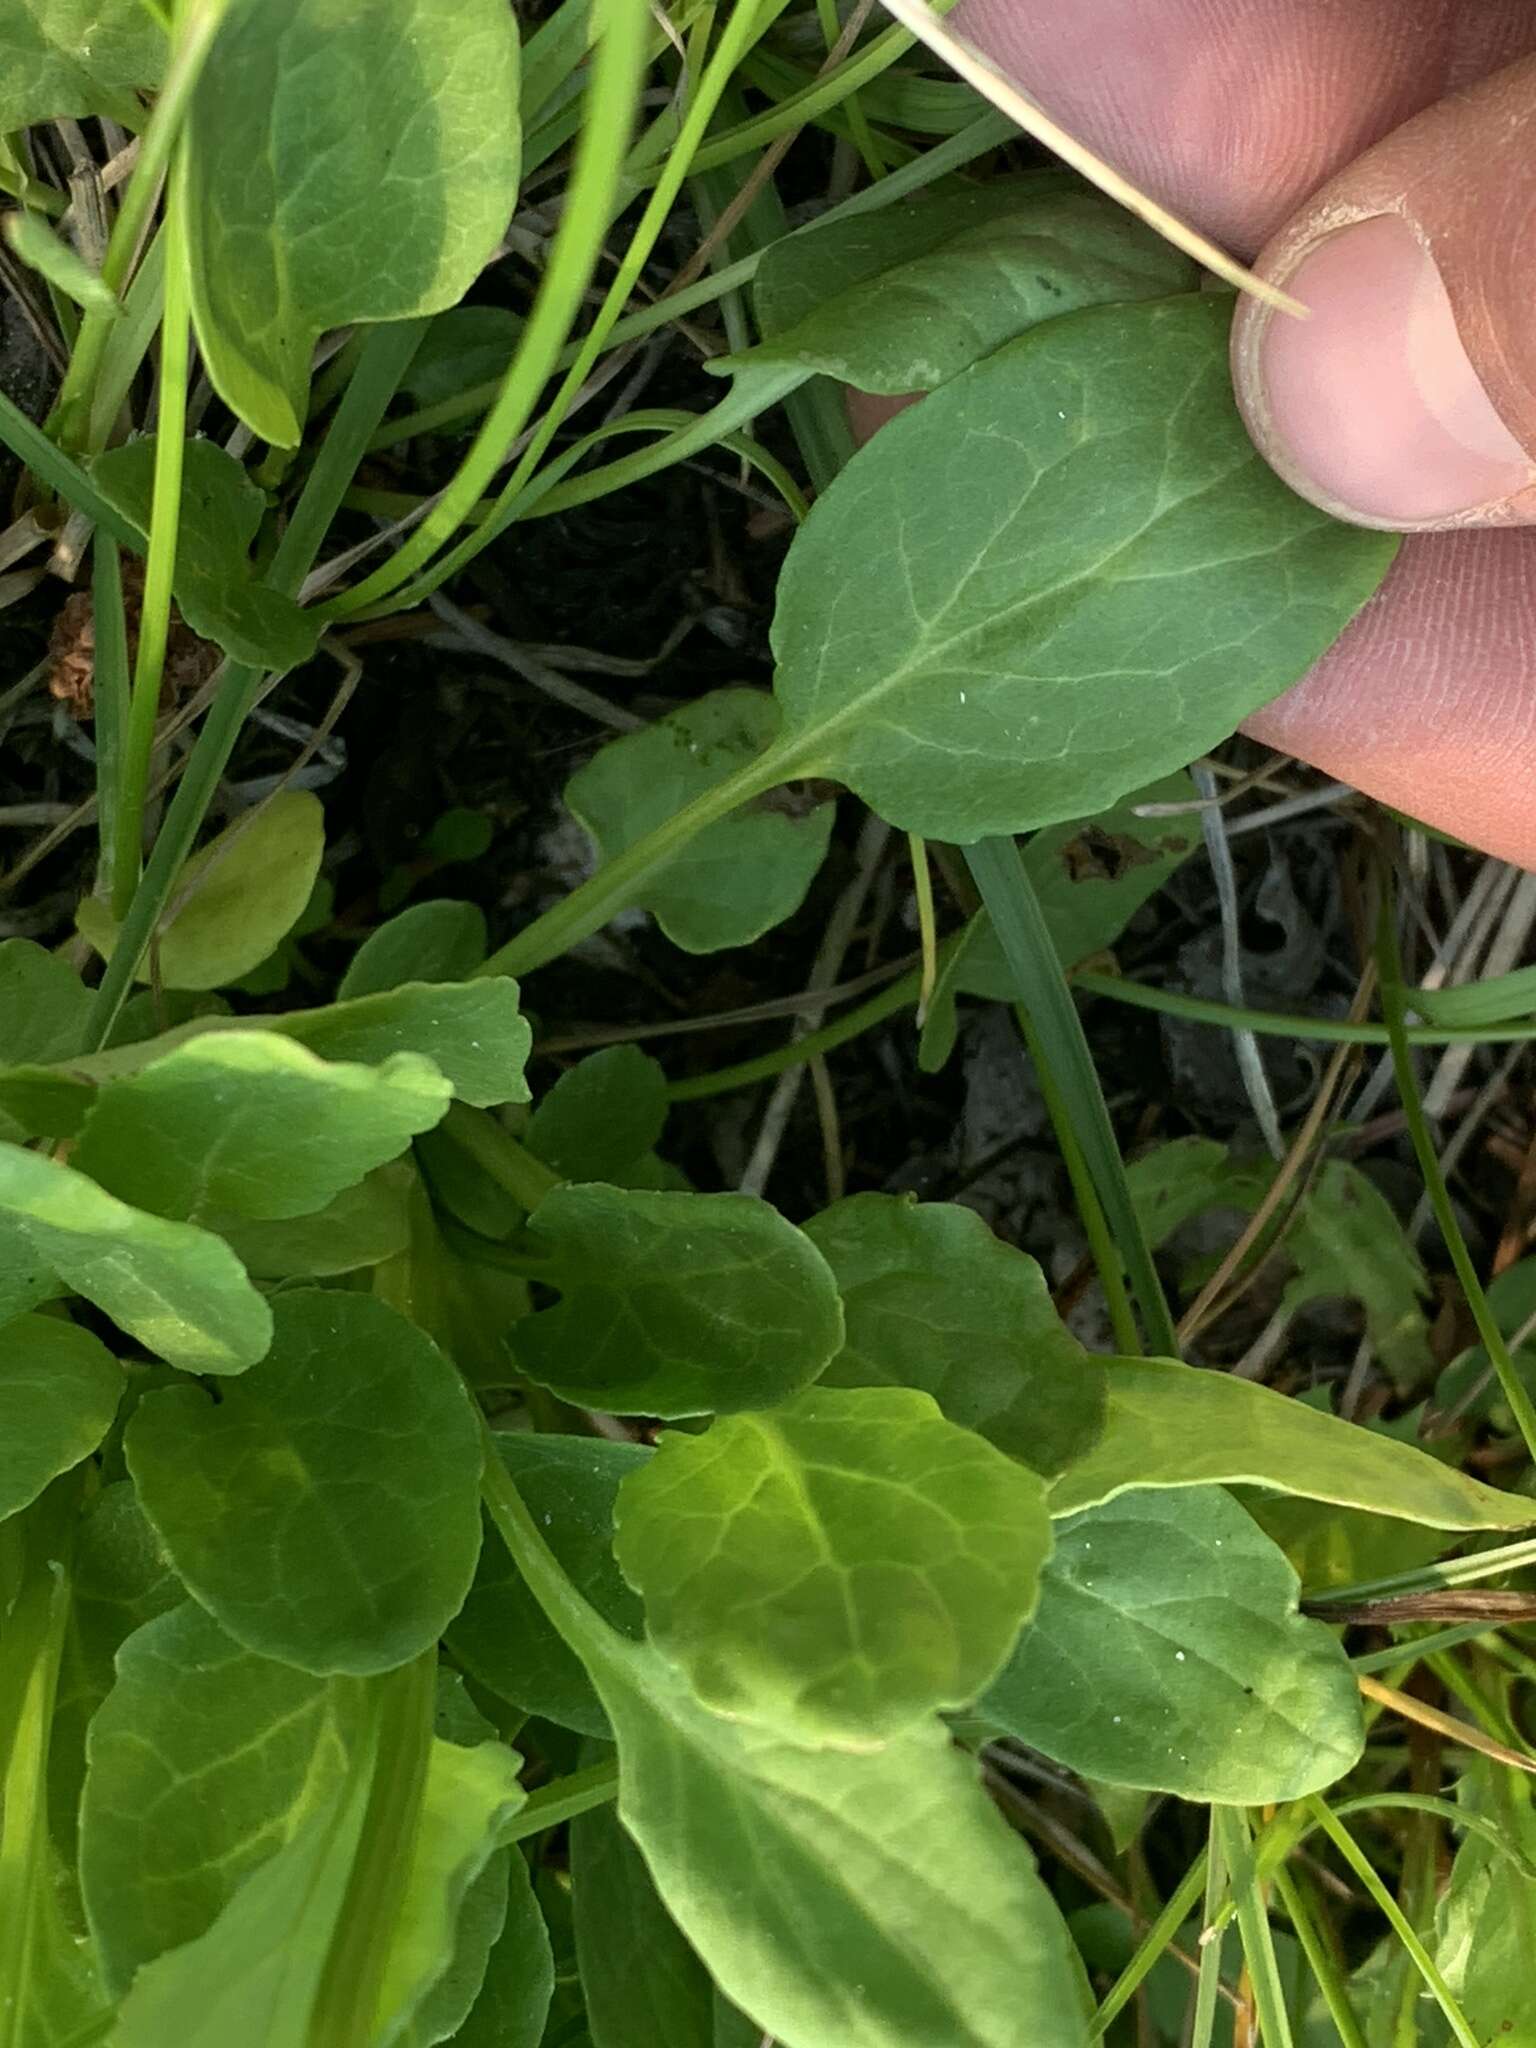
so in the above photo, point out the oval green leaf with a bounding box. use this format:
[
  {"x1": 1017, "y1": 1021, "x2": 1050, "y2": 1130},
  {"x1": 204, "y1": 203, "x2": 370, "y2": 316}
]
[
  {"x1": 125, "y1": 1290, "x2": 484, "y2": 1672},
  {"x1": 980, "y1": 1487, "x2": 1364, "y2": 1802},
  {"x1": 0, "y1": 1313, "x2": 121, "y2": 1521},
  {"x1": 182, "y1": 0, "x2": 521, "y2": 445},
  {"x1": 77, "y1": 791, "x2": 325, "y2": 992},
  {"x1": 511, "y1": 1184, "x2": 843, "y2": 1417},
  {"x1": 768, "y1": 295, "x2": 1398, "y2": 841},
  {"x1": 804, "y1": 1193, "x2": 1104, "y2": 1477},
  {"x1": 338, "y1": 899, "x2": 489, "y2": 1000},
  {"x1": 734, "y1": 177, "x2": 1195, "y2": 394},
  {"x1": 526, "y1": 1044, "x2": 669, "y2": 1186},
  {"x1": 72, "y1": 1030, "x2": 450, "y2": 1223},
  {"x1": 615, "y1": 1386, "x2": 1051, "y2": 1746},
  {"x1": 0, "y1": 1140, "x2": 270, "y2": 1374},
  {"x1": 565, "y1": 690, "x2": 835, "y2": 954}
]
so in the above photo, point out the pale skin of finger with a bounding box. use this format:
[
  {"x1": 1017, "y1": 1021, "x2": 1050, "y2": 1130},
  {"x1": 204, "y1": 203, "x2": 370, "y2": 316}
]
[{"x1": 853, "y1": 0, "x2": 1536, "y2": 867}]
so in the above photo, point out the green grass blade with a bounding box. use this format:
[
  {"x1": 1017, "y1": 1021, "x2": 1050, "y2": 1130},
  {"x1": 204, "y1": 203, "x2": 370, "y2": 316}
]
[
  {"x1": 1215, "y1": 1807, "x2": 1295, "y2": 2048},
  {"x1": 965, "y1": 836, "x2": 1177, "y2": 1357}
]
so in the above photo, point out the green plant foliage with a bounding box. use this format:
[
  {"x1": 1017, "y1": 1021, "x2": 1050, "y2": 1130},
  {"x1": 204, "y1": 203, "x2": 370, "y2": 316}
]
[
  {"x1": 0, "y1": 1140, "x2": 270, "y2": 1373},
  {"x1": 4, "y1": 207, "x2": 118, "y2": 313},
  {"x1": 399, "y1": 306, "x2": 523, "y2": 418},
  {"x1": 71, "y1": 1030, "x2": 450, "y2": 1223},
  {"x1": 918, "y1": 775, "x2": 1202, "y2": 1069},
  {"x1": 0, "y1": 0, "x2": 164, "y2": 131},
  {"x1": 981, "y1": 1487, "x2": 1363, "y2": 1802},
  {"x1": 80, "y1": 1601, "x2": 368, "y2": 1995},
  {"x1": 803, "y1": 1193, "x2": 1104, "y2": 1476},
  {"x1": 1434, "y1": 1759, "x2": 1536, "y2": 2045},
  {"x1": 77, "y1": 791, "x2": 326, "y2": 992},
  {"x1": 564, "y1": 690, "x2": 836, "y2": 952},
  {"x1": 448, "y1": 1434, "x2": 648, "y2": 1739},
  {"x1": 768, "y1": 295, "x2": 1398, "y2": 840},
  {"x1": 589, "y1": 1638, "x2": 1093, "y2": 2048},
  {"x1": 450, "y1": 1855, "x2": 555, "y2": 2048},
  {"x1": 571, "y1": 1802, "x2": 714, "y2": 2048},
  {"x1": 1129, "y1": 1138, "x2": 1433, "y2": 1384},
  {"x1": 282, "y1": 981, "x2": 532, "y2": 1108},
  {"x1": 339, "y1": 900, "x2": 489, "y2": 999},
  {"x1": 511, "y1": 1184, "x2": 843, "y2": 1417},
  {"x1": 89, "y1": 437, "x2": 319, "y2": 668},
  {"x1": 181, "y1": 0, "x2": 521, "y2": 445},
  {"x1": 220, "y1": 1161, "x2": 416, "y2": 1278},
  {"x1": 0, "y1": 940, "x2": 91, "y2": 1065},
  {"x1": 735, "y1": 177, "x2": 1195, "y2": 393},
  {"x1": 0, "y1": 1315, "x2": 121, "y2": 1521},
  {"x1": 526, "y1": 1045, "x2": 670, "y2": 1185},
  {"x1": 615, "y1": 1385, "x2": 1051, "y2": 1745},
  {"x1": 125, "y1": 1291, "x2": 484, "y2": 1672},
  {"x1": 1051, "y1": 1356, "x2": 1535, "y2": 1530}
]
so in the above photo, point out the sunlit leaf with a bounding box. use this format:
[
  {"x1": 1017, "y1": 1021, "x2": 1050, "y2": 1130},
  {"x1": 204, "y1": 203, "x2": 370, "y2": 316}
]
[
  {"x1": 1051, "y1": 1356, "x2": 1535, "y2": 1530},
  {"x1": 615, "y1": 1386, "x2": 1050, "y2": 1745},
  {"x1": 571, "y1": 1802, "x2": 713, "y2": 2048},
  {"x1": 77, "y1": 791, "x2": 325, "y2": 992},
  {"x1": 0, "y1": 1141, "x2": 270, "y2": 1374},
  {"x1": 72, "y1": 1030, "x2": 449, "y2": 1223}
]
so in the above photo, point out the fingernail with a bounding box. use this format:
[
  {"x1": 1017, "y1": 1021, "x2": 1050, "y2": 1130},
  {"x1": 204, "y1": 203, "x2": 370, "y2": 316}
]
[{"x1": 1244, "y1": 214, "x2": 1534, "y2": 525}]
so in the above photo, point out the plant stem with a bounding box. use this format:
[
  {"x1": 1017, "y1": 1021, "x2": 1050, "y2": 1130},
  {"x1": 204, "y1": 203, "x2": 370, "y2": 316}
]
[
  {"x1": 1375, "y1": 873, "x2": 1536, "y2": 1469},
  {"x1": 1189, "y1": 1814, "x2": 1228, "y2": 2048},
  {"x1": 110, "y1": 168, "x2": 192, "y2": 917},
  {"x1": 52, "y1": 0, "x2": 232, "y2": 450},
  {"x1": 1074, "y1": 971, "x2": 1536, "y2": 1047},
  {"x1": 666, "y1": 966, "x2": 924, "y2": 1100},
  {"x1": 1089, "y1": 1846, "x2": 1208, "y2": 2041},
  {"x1": 90, "y1": 538, "x2": 131, "y2": 890},
  {"x1": 443, "y1": 1102, "x2": 562, "y2": 1211},
  {"x1": 1272, "y1": 1862, "x2": 1365, "y2": 2048},
  {"x1": 1216, "y1": 1806, "x2": 1294, "y2": 2048},
  {"x1": 505, "y1": 1759, "x2": 620, "y2": 1842}
]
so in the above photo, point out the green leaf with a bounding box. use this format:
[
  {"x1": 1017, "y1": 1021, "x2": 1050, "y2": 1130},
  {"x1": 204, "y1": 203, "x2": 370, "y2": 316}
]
[
  {"x1": 125, "y1": 1290, "x2": 484, "y2": 1673},
  {"x1": 511, "y1": 1185, "x2": 843, "y2": 1417},
  {"x1": 339, "y1": 900, "x2": 489, "y2": 1000},
  {"x1": 80, "y1": 1601, "x2": 368, "y2": 1996},
  {"x1": 1435, "y1": 1760, "x2": 1536, "y2": 2047},
  {"x1": 1050, "y1": 1355, "x2": 1536, "y2": 1529},
  {"x1": 447, "y1": 1435, "x2": 648, "y2": 1739},
  {"x1": 89, "y1": 439, "x2": 320, "y2": 669},
  {"x1": 803, "y1": 1193, "x2": 1104, "y2": 1477},
  {"x1": 0, "y1": 1314, "x2": 121, "y2": 1521},
  {"x1": 614, "y1": 1385, "x2": 1051, "y2": 1745},
  {"x1": 589, "y1": 1639, "x2": 1093, "y2": 2048},
  {"x1": 72, "y1": 1030, "x2": 450, "y2": 1223},
  {"x1": 450, "y1": 1854, "x2": 554, "y2": 2048},
  {"x1": 980, "y1": 1487, "x2": 1363, "y2": 1802},
  {"x1": 0, "y1": 1141, "x2": 270, "y2": 1374},
  {"x1": 182, "y1": 0, "x2": 521, "y2": 446},
  {"x1": 918, "y1": 776, "x2": 1201, "y2": 1069},
  {"x1": 282, "y1": 981, "x2": 531, "y2": 1108},
  {"x1": 221, "y1": 1161, "x2": 416, "y2": 1277},
  {"x1": 372, "y1": 1736, "x2": 527, "y2": 2047},
  {"x1": 565, "y1": 690, "x2": 835, "y2": 953},
  {"x1": 0, "y1": 0, "x2": 163, "y2": 130},
  {"x1": 571, "y1": 1803, "x2": 713, "y2": 2048},
  {"x1": 526, "y1": 1046, "x2": 669, "y2": 1185},
  {"x1": 0, "y1": 939, "x2": 90, "y2": 1066},
  {"x1": 77, "y1": 791, "x2": 326, "y2": 992},
  {"x1": 399, "y1": 306, "x2": 523, "y2": 417},
  {"x1": 768, "y1": 295, "x2": 1397, "y2": 841},
  {"x1": 734, "y1": 177, "x2": 1195, "y2": 394},
  {"x1": 3, "y1": 208, "x2": 118, "y2": 314}
]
